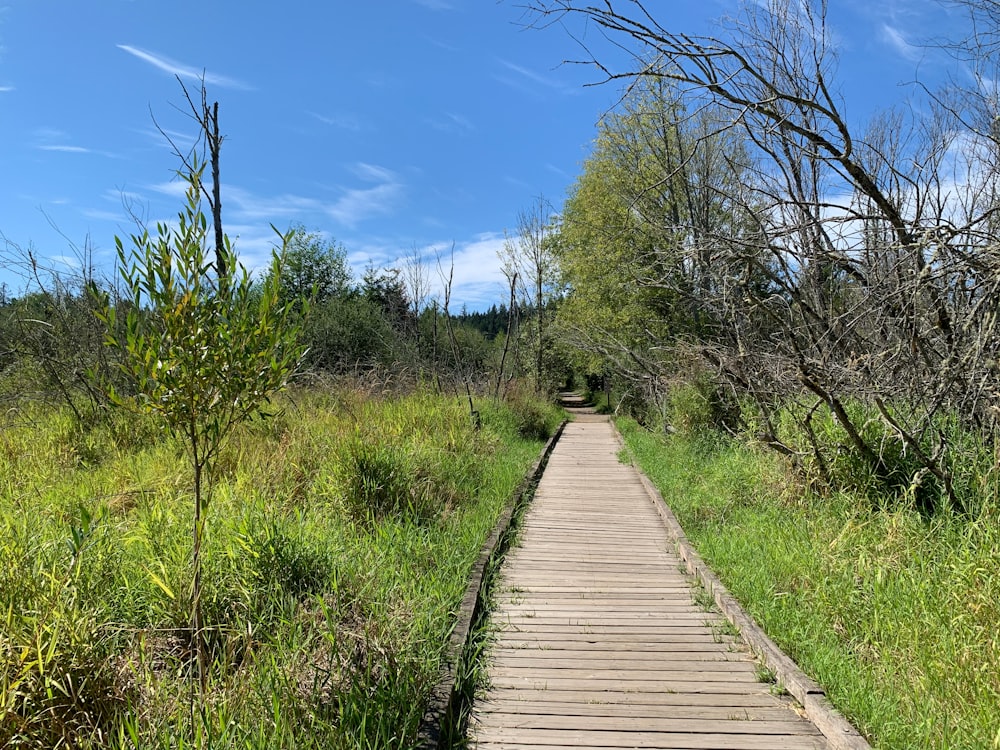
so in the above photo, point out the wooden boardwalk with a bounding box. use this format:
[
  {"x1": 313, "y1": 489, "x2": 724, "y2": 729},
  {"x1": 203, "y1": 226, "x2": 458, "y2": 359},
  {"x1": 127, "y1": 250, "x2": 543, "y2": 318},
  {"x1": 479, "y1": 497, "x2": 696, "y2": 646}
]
[{"x1": 468, "y1": 415, "x2": 832, "y2": 750}]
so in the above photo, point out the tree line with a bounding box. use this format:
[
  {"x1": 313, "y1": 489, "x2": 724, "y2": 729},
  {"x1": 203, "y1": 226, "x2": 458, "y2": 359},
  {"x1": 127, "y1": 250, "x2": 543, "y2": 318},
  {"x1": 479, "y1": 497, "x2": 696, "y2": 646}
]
[{"x1": 535, "y1": 0, "x2": 1000, "y2": 515}]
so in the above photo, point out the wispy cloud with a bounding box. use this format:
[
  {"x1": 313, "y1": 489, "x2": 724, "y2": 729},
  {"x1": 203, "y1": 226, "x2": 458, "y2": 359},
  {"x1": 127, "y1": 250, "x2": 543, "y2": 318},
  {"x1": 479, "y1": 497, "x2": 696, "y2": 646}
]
[
  {"x1": 147, "y1": 165, "x2": 404, "y2": 232},
  {"x1": 322, "y1": 164, "x2": 405, "y2": 228},
  {"x1": 426, "y1": 112, "x2": 474, "y2": 135},
  {"x1": 117, "y1": 44, "x2": 251, "y2": 90},
  {"x1": 50, "y1": 255, "x2": 82, "y2": 270},
  {"x1": 423, "y1": 35, "x2": 460, "y2": 53},
  {"x1": 38, "y1": 144, "x2": 91, "y2": 154},
  {"x1": 498, "y1": 59, "x2": 557, "y2": 88},
  {"x1": 351, "y1": 163, "x2": 398, "y2": 183},
  {"x1": 148, "y1": 180, "x2": 191, "y2": 200},
  {"x1": 327, "y1": 183, "x2": 403, "y2": 228},
  {"x1": 81, "y1": 208, "x2": 128, "y2": 223},
  {"x1": 504, "y1": 175, "x2": 533, "y2": 191},
  {"x1": 0, "y1": 85, "x2": 12, "y2": 93},
  {"x1": 545, "y1": 163, "x2": 571, "y2": 179},
  {"x1": 881, "y1": 23, "x2": 921, "y2": 62},
  {"x1": 135, "y1": 125, "x2": 199, "y2": 152},
  {"x1": 33, "y1": 128, "x2": 118, "y2": 157},
  {"x1": 494, "y1": 58, "x2": 578, "y2": 98},
  {"x1": 307, "y1": 111, "x2": 364, "y2": 131},
  {"x1": 226, "y1": 188, "x2": 325, "y2": 222},
  {"x1": 412, "y1": 0, "x2": 454, "y2": 10}
]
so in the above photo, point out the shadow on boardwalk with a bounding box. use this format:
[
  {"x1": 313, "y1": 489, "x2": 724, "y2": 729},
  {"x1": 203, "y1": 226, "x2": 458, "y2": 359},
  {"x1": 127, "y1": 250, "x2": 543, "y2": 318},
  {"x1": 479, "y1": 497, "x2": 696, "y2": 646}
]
[{"x1": 468, "y1": 414, "x2": 838, "y2": 750}]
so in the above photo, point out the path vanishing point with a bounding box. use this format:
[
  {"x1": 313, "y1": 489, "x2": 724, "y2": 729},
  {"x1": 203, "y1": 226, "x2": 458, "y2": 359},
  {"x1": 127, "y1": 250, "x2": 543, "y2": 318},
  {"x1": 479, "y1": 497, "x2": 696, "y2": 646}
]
[{"x1": 468, "y1": 399, "x2": 863, "y2": 750}]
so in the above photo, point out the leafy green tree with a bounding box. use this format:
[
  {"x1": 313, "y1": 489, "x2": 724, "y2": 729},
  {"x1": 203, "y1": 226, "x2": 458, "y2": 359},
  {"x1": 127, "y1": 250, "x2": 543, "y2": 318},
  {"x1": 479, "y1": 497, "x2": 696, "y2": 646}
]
[
  {"x1": 362, "y1": 265, "x2": 411, "y2": 331},
  {"x1": 303, "y1": 294, "x2": 399, "y2": 371},
  {"x1": 553, "y1": 75, "x2": 756, "y2": 409},
  {"x1": 266, "y1": 224, "x2": 351, "y2": 304},
  {"x1": 95, "y1": 159, "x2": 305, "y2": 690}
]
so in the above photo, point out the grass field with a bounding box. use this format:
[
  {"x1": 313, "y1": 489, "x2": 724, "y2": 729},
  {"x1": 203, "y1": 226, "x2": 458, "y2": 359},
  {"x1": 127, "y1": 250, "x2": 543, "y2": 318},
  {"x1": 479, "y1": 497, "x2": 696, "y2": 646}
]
[
  {"x1": 0, "y1": 383, "x2": 561, "y2": 749},
  {"x1": 618, "y1": 418, "x2": 1000, "y2": 750}
]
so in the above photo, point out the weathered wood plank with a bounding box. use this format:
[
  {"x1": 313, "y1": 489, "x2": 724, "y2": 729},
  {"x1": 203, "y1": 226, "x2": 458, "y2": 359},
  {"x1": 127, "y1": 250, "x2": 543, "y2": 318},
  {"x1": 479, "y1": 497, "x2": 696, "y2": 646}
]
[
  {"x1": 487, "y1": 676, "x2": 776, "y2": 693},
  {"x1": 477, "y1": 688, "x2": 791, "y2": 708},
  {"x1": 472, "y1": 714, "x2": 822, "y2": 736},
  {"x1": 471, "y1": 729, "x2": 829, "y2": 749},
  {"x1": 490, "y1": 653, "x2": 744, "y2": 664},
  {"x1": 488, "y1": 665, "x2": 761, "y2": 682},
  {"x1": 493, "y1": 639, "x2": 737, "y2": 651},
  {"x1": 473, "y1": 700, "x2": 804, "y2": 721}
]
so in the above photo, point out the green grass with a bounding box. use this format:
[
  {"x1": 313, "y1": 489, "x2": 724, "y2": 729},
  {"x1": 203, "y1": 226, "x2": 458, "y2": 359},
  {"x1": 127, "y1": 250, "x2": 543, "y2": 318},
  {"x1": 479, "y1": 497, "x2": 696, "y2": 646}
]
[
  {"x1": 618, "y1": 418, "x2": 1000, "y2": 750},
  {"x1": 0, "y1": 384, "x2": 561, "y2": 749}
]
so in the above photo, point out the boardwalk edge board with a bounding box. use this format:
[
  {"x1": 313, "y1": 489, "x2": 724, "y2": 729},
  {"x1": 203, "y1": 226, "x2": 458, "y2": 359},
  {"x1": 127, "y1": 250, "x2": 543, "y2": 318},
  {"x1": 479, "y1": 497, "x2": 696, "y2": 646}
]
[
  {"x1": 415, "y1": 418, "x2": 569, "y2": 750},
  {"x1": 624, "y1": 429, "x2": 873, "y2": 750}
]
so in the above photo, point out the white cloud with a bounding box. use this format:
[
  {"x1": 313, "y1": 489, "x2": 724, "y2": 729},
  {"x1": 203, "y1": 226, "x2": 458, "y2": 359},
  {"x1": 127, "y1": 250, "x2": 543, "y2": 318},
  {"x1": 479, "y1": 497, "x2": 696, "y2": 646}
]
[
  {"x1": 494, "y1": 59, "x2": 581, "y2": 99},
  {"x1": 33, "y1": 128, "x2": 118, "y2": 157},
  {"x1": 351, "y1": 163, "x2": 398, "y2": 183},
  {"x1": 412, "y1": 0, "x2": 454, "y2": 10},
  {"x1": 49, "y1": 255, "x2": 81, "y2": 270},
  {"x1": 81, "y1": 208, "x2": 128, "y2": 222},
  {"x1": 545, "y1": 163, "x2": 571, "y2": 179},
  {"x1": 392, "y1": 233, "x2": 510, "y2": 309},
  {"x1": 38, "y1": 144, "x2": 91, "y2": 153},
  {"x1": 880, "y1": 23, "x2": 922, "y2": 62},
  {"x1": 226, "y1": 188, "x2": 325, "y2": 222},
  {"x1": 136, "y1": 125, "x2": 199, "y2": 152},
  {"x1": 148, "y1": 180, "x2": 191, "y2": 199},
  {"x1": 117, "y1": 44, "x2": 251, "y2": 90},
  {"x1": 426, "y1": 112, "x2": 474, "y2": 135},
  {"x1": 327, "y1": 183, "x2": 403, "y2": 228},
  {"x1": 146, "y1": 167, "x2": 404, "y2": 233},
  {"x1": 224, "y1": 223, "x2": 285, "y2": 276},
  {"x1": 497, "y1": 59, "x2": 558, "y2": 89},
  {"x1": 307, "y1": 111, "x2": 364, "y2": 131},
  {"x1": 0, "y1": 85, "x2": 12, "y2": 92},
  {"x1": 504, "y1": 175, "x2": 533, "y2": 191},
  {"x1": 344, "y1": 232, "x2": 511, "y2": 309},
  {"x1": 313, "y1": 164, "x2": 406, "y2": 228}
]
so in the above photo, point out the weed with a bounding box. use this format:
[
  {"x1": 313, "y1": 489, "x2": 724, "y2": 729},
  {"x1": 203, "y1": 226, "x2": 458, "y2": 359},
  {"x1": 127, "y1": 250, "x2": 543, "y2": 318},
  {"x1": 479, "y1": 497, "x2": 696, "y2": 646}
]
[
  {"x1": 0, "y1": 386, "x2": 550, "y2": 748},
  {"x1": 754, "y1": 662, "x2": 777, "y2": 684}
]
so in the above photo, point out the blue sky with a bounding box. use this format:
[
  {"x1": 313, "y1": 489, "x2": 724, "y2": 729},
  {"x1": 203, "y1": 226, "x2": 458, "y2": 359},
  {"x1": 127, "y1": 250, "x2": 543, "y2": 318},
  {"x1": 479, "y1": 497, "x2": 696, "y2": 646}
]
[{"x1": 0, "y1": 0, "x2": 967, "y2": 309}]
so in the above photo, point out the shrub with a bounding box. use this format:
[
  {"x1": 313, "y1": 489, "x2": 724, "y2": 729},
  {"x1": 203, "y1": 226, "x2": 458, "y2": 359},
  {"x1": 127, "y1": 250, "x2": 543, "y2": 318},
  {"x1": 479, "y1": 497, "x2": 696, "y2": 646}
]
[
  {"x1": 502, "y1": 382, "x2": 562, "y2": 441},
  {"x1": 667, "y1": 373, "x2": 740, "y2": 436},
  {"x1": 343, "y1": 437, "x2": 417, "y2": 523},
  {"x1": 251, "y1": 523, "x2": 331, "y2": 601}
]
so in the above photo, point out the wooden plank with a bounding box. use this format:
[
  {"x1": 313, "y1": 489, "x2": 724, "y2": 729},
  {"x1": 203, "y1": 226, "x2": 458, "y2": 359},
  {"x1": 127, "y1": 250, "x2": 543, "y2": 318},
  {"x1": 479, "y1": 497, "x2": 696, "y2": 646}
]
[
  {"x1": 472, "y1": 714, "x2": 822, "y2": 736},
  {"x1": 488, "y1": 657, "x2": 757, "y2": 672},
  {"x1": 496, "y1": 616, "x2": 724, "y2": 626},
  {"x1": 488, "y1": 666, "x2": 760, "y2": 682},
  {"x1": 478, "y1": 689, "x2": 792, "y2": 708},
  {"x1": 490, "y1": 644, "x2": 754, "y2": 669},
  {"x1": 487, "y1": 676, "x2": 770, "y2": 693},
  {"x1": 497, "y1": 603, "x2": 705, "y2": 612},
  {"x1": 493, "y1": 639, "x2": 737, "y2": 651},
  {"x1": 473, "y1": 700, "x2": 804, "y2": 721},
  {"x1": 471, "y1": 729, "x2": 828, "y2": 749}
]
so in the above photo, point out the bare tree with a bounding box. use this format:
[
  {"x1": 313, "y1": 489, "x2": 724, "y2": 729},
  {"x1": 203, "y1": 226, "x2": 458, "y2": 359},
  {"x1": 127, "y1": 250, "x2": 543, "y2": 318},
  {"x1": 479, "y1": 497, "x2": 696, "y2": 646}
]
[
  {"x1": 401, "y1": 242, "x2": 431, "y2": 366},
  {"x1": 153, "y1": 76, "x2": 228, "y2": 285},
  {"x1": 494, "y1": 266, "x2": 519, "y2": 402},
  {"x1": 436, "y1": 245, "x2": 478, "y2": 424},
  {"x1": 535, "y1": 0, "x2": 1000, "y2": 510},
  {"x1": 500, "y1": 196, "x2": 555, "y2": 390}
]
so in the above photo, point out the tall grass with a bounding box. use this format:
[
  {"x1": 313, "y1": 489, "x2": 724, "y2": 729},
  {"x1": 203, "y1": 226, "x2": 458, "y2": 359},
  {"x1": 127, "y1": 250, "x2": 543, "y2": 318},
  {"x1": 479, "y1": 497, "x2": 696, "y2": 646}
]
[
  {"x1": 619, "y1": 418, "x2": 1000, "y2": 749},
  {"x1": 0, "y1": 384, "x2": 560, "y2": 748}
]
